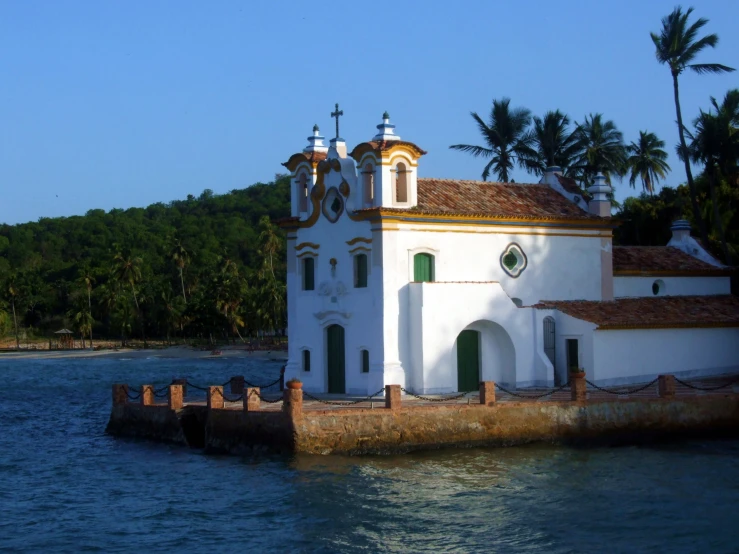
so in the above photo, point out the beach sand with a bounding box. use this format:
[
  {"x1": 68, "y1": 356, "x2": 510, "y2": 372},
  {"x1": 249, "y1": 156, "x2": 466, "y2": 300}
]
[{"x1": 0, "y1": 345, "x2": 288, "y2": 362}]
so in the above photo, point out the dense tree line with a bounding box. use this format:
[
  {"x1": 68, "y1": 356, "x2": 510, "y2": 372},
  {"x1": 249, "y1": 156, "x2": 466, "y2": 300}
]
[{"x1": 0, "y1": 177, "x2": 290, "y2": 347}]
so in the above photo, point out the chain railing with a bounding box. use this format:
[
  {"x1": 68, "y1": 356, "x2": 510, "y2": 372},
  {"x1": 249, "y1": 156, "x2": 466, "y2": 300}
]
[
  {"x1": 303, "y1": 388, "x2": 386, "y2": 406},
  {"x1": 249, "y1": 389, "x2": 283, "y2": 404},
  {"x1": 585, "y1": 378, "x2": 659, "y2": 396},
  {"x1": 400, "y1": 388, "x2": 470, "y2": 402},
  {"x1": 494, "y1": 381, "x2": 571, "y2": 399},
  {"x1": 212, "y1": 388, "x2": 244, "y2": 403},
  {"x1": 674, "y1": 376, "x2": 739, "y2": 392}
]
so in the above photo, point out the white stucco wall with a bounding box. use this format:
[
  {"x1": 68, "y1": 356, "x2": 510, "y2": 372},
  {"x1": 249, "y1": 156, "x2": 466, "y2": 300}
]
[
  {"x1": 614, "y1": 275, "x2": 731, "y2": 298},
  {"x1": 591, "y1": 327, "x2": 739, "y2": 385}
]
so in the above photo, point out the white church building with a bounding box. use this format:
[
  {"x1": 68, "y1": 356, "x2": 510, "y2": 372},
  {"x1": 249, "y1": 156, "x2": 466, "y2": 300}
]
[{"x1": 279, "y1": 112, "x2": 739, "y2": 394}]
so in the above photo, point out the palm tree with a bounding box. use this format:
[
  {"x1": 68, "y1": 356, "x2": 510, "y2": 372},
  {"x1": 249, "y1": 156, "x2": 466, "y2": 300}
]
[
  {"x1": 112, "y1": 251, "x2": 146, "y2": 345},
  {"x1": 651, "y1": 6, "x2": 735, "y2": 247},
  {"x1": 571, "y1": 114, "x2": 627, "y2": 186},
  {"x1": 77, "y1": 266, "x2": 96, "y2": 348},
  {"x1": 689, "y1": 91, "x2": 739, "y2": 264},
  {"x1": 525, "y1": 110, "x2": 580, "y2": 175},
  {"x1": 450, "y1": 98, "x2": 536, "y2": 182},
  {"x1": 626, "y1": 131, "x2": 671, "y2": 195},
  {"x1": 6, "y1": 275, "x2": 20, "y2": 350},
  {"x1": 257, "y1": 216, "x2": 282, "y2": 280},
  {"x1": 171, "y1": 240, "x2": 189, "y2": 304}
]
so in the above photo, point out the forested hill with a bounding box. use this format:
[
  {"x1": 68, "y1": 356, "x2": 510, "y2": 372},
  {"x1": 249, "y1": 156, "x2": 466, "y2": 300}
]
[{"x1": 0, "y1": 176, "x2": 291, "y2": 343}]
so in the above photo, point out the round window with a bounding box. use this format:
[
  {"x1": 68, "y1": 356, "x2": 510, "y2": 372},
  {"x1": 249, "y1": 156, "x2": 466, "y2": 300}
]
[
  {"x1": 500, "y1": 243, "x2": 527, "y2": 278},
  {"x1": 652, "y1": 279, "x2": 665, "y2": 296}
]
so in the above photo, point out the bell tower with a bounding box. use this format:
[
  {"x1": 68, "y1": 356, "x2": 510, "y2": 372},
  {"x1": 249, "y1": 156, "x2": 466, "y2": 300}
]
[{"x1": 349, "y1": 113, "x2": 427, "y2": 210}]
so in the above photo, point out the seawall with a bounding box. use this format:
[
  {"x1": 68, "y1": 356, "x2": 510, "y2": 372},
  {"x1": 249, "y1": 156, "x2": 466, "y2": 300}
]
[{"x1": 106, "y1": 378, "x2": 739, "y2": 455}]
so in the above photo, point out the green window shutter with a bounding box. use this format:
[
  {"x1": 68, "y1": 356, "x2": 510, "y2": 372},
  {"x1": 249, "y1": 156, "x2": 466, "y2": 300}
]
[
  {"x1": 361, "y1": 349, "x2": 369, "y2": 373},
  {"x1": 303, "y1": 350, "x2": 311, "y2": 372},
  {"x1": 413, "y1": 253, "x2": 434, "y2": 282},
  {"x1": 355, "y1": 254, "x2": 368, "y2": 288},
  {"x1": 303, "y1": 257, "x2": 315, "y2": 290}
]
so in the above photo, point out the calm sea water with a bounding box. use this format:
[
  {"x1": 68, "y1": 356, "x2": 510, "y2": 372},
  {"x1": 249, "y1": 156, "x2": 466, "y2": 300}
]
[{"x1": 1, "y1": 356, "x2": 738, "y2": 553}]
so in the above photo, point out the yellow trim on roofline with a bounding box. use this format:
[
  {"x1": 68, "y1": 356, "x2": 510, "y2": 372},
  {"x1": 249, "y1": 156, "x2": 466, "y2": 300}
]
[
  {"x1": 614, "y1": 270, "x2": 732, "y2": 277},
  {"x1": 596, "y1": 322, "x2": 739, "y2": 330}
]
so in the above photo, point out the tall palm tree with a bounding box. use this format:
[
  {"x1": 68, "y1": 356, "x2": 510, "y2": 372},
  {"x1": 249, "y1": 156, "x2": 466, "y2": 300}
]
[
  {"x1": 525, "y1": 110, "x2": 580, "y2": 175},
  {"x1": 450, "y1": 98, "x2": 536, "y2": 182},
  {"x1": 171, "y1": 240, "x2": 189, "y2": 304},
  {"x1": 571, "y1": 114, "x2": 627, "y2": 186},
  {"x1": 77, "y1": 266, "x2": 96, "y2": 348},
  {"x1": 651, "y1": 6, "x2": 735, "y2": 247},
  {"x1": 112, "y1": 251, "x2": 146, "y2": 345},
  {"x1": 626, "y1": 131, "x2": 671, "y2": 195},
  {"x1": 689, "y1": 92, "x2": 739, "y2": 264},
  {"x1": 6, "y1": 275, "x2": 20, "y2": 350},
  {"x1": 257, "y1": 216, "x2": 282, "y2": 280}
]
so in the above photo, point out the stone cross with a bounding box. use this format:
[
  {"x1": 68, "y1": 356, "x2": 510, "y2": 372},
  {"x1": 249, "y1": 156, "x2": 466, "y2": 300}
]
[{"x1": 331, "y1": 103, "x2": 343, "y2": 139}]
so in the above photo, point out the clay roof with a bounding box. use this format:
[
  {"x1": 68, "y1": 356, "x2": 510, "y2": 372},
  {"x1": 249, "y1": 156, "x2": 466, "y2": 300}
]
[
  {"x1": 556, "y1": 174, "x2": 590, "y2": 199},
  {"x1": 406, "y1": 179, "x2": 601, "y2": 221},
  {"x1": 613, "y1": 246, "x2": 729, "y2": 275},
  {"x1": 281, "y1": 151, "x2": 328, "y2": 172},
  {"x1": 534, "y1": 295, "x2": 739, "y2": 329}
]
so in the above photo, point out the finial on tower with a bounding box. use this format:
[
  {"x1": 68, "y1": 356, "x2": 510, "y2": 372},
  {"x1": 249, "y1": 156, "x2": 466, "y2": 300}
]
[
  {"x1": 330, "y1": 103, "x2": 344, "y2": 140},
  {"x1": 304, "y1": 124, "x2": 328, "y2": 153},
  {"x1": 373, "y1": 111, "x2": 400, "y2": 141}
]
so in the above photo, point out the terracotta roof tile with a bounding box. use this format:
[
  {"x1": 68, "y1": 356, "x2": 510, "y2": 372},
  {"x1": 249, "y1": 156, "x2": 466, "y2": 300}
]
[
  {"x1": 534, "y1": 295, "x2": 739, "y2": 329},
  {"x1": 410, "y1": 179, "x2": 599, "y2": 221},
  {"x1": 613, "y1": 246, "x2": 728, "y2": 275}
]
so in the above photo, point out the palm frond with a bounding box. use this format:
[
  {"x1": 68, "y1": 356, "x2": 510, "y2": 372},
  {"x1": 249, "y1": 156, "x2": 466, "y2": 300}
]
[{"x1": 689, "y1": 63, "x2": 736, "y2": 74}]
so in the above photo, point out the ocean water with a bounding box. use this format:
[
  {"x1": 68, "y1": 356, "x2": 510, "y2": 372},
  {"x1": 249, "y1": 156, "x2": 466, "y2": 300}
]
[{"x1": 1, "y1": 356, "x2": 738, "y2": 553}]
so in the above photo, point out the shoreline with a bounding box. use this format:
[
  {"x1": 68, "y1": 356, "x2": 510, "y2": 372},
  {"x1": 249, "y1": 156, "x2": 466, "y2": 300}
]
[{"x1": 0, "y1": 345, "x2": 288, "y2": 362}]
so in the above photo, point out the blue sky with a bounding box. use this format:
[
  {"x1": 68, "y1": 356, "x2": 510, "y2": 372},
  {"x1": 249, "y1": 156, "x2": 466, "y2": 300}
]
[{"x1": 1, "y1": 1, "x2": 737, "y2": 225}]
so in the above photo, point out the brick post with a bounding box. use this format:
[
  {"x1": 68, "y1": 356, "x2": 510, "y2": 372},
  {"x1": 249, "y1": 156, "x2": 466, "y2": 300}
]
[
  {"x1": 230, "y1": 376, "x2": 245, "y2": 395},
  {"x1": 141, "y1": 385, "x2": 154, "y2": 406},
  {"x1": 570, "y1": 373, "x2": 587, "y2": 402},
  {"x1": 173, "y1": 378, "x2": 187, "y2": 397},
  {"x1": 480, "y1": 381, "x2": 496, "y2": 406},
  {"x1": 244, "y1": 387, "x2": 261, "y2": 412},
  {"x1": 658, "y1": 375, "x2": 676, "y2": 399},
  {"x1": 207, "y1": 386, "x2": 225, "y2": 410},
  {"x1": 112, "y1": 384, "x2": 128, "y2": 406},
  {"x1": 385, "y1": 384, "x2": 401, "y2": 411},
  {"x1": 283, "y1": 388, "x2": 303, "y2": 419},
  {"x1": 168, "y1": 384, "x2": 184, "y2": 410}
]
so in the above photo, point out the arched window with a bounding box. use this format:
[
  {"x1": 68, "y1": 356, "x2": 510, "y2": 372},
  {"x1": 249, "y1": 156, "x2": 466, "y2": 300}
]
[
  {"x1": 362, "y1": 163, "x2": 374, "y2": 206},
  {"x1": 354, "y1": 253, "x2": 368, "y2": 288},
  {"x1": 395, "y1": 162, "x2": 408, "y2": 203},
  {"x1": 302, "y1": 257, "x2": 315, "y2": 291},
  {"x1": 297, "y1": 172, "x2": 308, "y2": 213},
  {"x1": 413, "y1": 253, "x2": 434, "y2": 282},
  {"x1": 360, "y1": 349, "x2": 370, "y2": 373}
]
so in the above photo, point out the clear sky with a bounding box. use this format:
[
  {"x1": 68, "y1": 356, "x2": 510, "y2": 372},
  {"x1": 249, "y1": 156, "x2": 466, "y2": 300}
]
[{"x1": 1, "y1": 1, "x2": 737, "y2": 225}]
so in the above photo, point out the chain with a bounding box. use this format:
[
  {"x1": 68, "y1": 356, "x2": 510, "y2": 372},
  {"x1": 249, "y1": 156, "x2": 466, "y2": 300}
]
[
  {"x1": 212, "y1": 388, "x2": 244, "y2": 403},
  {"x1": 249, "y1": 389, "x2": 283, "y2": 404},
  {"x1": 303, "y1": 388, "x2": 386, "y2": 406},
  {"x1": 184, "y1": 381, "x2": 211, "y2": 392},
  {"x1": 494, "y1": 381, "x2": 571, "y2": 399},
  {"x1": 584, "y1": 378, "x2": 659, "y2": 396},
  {"x1": 126, "y1": 390, "x2": 141, "y2": 400},
  {"x1": 674, "y1": 376, "x2": 739, "y2": 392},
  {"x1": 400, "y1": 387, "x2": 470, "y2": 402}
]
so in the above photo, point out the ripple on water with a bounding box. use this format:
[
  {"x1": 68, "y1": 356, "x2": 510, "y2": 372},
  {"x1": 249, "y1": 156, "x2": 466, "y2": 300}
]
[{"x1": 0, "y1": 358, "x2": 738, "y2": 553}]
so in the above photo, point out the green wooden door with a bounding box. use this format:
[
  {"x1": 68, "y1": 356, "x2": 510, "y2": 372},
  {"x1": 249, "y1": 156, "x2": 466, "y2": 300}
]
[
  {"x1": 457, "y1": 330, "x2": 480, "y2": 392},
  {"x1": 413, "y1": 253, "x2": 434, "y2": 282},
  {"x1": 327, "y1": 324, "x2": 345, "y2": 394}
]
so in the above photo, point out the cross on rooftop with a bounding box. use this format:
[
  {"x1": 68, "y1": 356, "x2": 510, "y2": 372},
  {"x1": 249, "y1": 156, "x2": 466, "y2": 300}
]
[{"x1": 331, "y1": 103, "x2": 343, "y2": 139}]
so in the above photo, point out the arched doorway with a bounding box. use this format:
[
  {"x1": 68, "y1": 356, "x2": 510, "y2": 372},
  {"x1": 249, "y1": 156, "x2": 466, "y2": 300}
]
[
  {"x1": 456, "y1": 330, "x2": 480, "y2": 392},
  {"x1": 456, "y1": 320, "x2": 516, "y2": 389},
  {"x1": 326, "y1": 324, "x2": 345, "y2": 394}
]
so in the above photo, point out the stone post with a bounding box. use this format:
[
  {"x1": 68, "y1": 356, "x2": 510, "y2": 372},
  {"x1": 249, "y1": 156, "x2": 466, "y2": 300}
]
[
  {"x1": 168, "y1": 384, "x2": 184, "y2": 410},
  {"x1": 283, "y1": 388, "x2": 303, "y2": 419},
  {"x1": 480, "y1": 381, "x2": 496, "y2": 406},
  {"x1": 112, "y1": 384, "x2": 128, "y2": 406},
  {"x1": 245, "y1": 387, "x2": 261, "y2": 412},
  {"x1": 230, "y1": 376, "x2": 245, "y2": 395},
  {"x1": 141, "y1": 385, "x2": 154, "y2": 406},
  {"x1": 658, "y1": 375, "x2": 676, "y2": 399},
  {"x1": 208, "y1": 386, "x2": 224, "y2": 410},
  {"x1": 570, "y1": 373, "x2": 587, "y2": 402},
  {"x1": 385, "y1": 384, "x2": 401, "y2": 411},
  {"x1": 173, "y1": 378, "x2": 187, "y2": 397}
]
